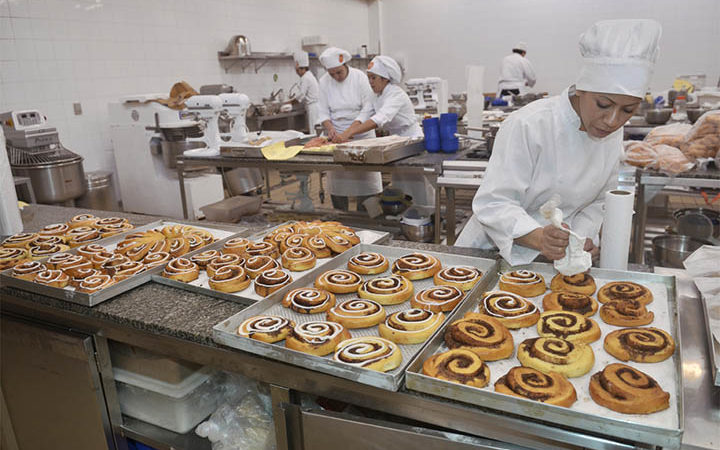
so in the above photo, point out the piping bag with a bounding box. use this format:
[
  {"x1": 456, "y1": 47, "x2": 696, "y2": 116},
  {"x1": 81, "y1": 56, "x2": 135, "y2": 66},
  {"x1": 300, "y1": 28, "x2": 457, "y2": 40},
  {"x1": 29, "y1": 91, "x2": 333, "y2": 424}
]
[{"x1": 539, "y1": 195, "x2": 591, "y2": 276}]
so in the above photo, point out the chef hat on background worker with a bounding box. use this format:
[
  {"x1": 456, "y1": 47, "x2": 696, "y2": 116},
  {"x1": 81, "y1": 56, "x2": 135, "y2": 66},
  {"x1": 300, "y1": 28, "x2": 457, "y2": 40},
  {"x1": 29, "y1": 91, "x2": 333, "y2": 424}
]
[
  {"x1": 293, "y1": 51, "x2": 309, "y2": 68},
  {"x1": 513, "y1": 41, "x2": 528, "y2": 52},
  {"x1": 319, "y1": 47, "x2": 352, "y2": 69},
  {"x1": 367, "y1": 55, "x2": 403, "y2": 84},
  {"x1": 576, "y1": 19, "x2": 662, "y2": 98}
]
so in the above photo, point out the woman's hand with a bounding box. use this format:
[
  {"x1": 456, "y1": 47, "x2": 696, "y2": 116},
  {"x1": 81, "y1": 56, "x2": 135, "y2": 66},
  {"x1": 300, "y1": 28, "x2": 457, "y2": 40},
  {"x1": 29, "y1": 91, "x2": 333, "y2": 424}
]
[
  {"x1": 539, "y1": 224, "x2": 570, "y2": 260},
  {"x1": 333, "y1": 130, "x2": 351, "y2": 143},
  {"x1": 325, "y1": 124, "x2": 338, "y2": 141},
  {"x1": 584, "y1": 238, "x2": 600, "y2": 263}
]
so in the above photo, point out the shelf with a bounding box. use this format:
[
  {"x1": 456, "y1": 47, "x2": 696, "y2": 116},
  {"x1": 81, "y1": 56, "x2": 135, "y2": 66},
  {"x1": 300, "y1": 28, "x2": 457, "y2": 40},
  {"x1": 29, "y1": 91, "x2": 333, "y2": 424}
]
[
  {"x1": 121, "y1": 416, "x2": 211, "y2": 450},
  {"x1": 218, "y1": 52, "x2": 375, "y2": 73}
]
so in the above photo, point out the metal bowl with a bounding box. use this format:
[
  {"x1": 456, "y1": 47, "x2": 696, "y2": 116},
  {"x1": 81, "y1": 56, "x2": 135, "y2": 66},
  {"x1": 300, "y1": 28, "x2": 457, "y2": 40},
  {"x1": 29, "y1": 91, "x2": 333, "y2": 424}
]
[
  {"x1": 645, "y1": 109, "x2": 672, "y2": 125},
  {"x1": 160, "y1": 141, "x2": 205, "y2": 169},
  {"x1": 400, "y1": 221, "x2": 434, "y2": 242},
  {"x1": 687, "y1": 108, "x2": 707, "y2": 124},
  {"x1": 673, "y1": 208, "x2": 720, "y2": 238},
  {"x1": 652, "y1": 234, "x2": 707, "y2": 268}
]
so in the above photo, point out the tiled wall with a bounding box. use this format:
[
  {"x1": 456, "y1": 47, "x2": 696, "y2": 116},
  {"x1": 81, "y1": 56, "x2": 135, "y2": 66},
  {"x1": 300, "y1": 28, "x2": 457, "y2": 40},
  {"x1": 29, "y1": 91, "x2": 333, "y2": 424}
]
[{"x1": 0, "y1": 0, "x2": 371, "y2": 176}]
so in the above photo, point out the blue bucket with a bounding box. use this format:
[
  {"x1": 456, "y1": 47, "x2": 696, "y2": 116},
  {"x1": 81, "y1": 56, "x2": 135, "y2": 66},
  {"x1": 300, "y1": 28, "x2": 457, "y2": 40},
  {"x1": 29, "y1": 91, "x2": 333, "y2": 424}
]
[{"x1": 422, "y1": 117, "x2": 440, "y2": 152}]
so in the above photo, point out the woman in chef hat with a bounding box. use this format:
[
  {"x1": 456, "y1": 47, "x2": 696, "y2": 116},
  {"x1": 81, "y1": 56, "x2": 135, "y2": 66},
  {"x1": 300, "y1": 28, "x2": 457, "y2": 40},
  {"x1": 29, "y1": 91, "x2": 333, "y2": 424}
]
[
  {"x1": 317, "y1": 46, "x2": 381, "y2": 212},
  {"x1": 456, "y1": 19, "x2": 662, "y2": 265},
  {"x1": 293, "y1": 51, "x2": 320, "y2": 132}
]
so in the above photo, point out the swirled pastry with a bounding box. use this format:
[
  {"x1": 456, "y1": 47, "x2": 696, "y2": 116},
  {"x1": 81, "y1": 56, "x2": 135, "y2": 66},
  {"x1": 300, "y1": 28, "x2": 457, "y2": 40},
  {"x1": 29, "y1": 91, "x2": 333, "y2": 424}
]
[
  {"x1": 495, "y1": 366, "x2": 577, "y2": 407},
  {"x1": 347, "y1": 252, "x2": 389, "y2": 275},
  {"x1": 113, "y1": 261, "x2": 146, "y2": 280},
  {"x1": 326, "y1": 299, "x2": 386, "y2": 329},
  {"x1": 28, "y1": 235, "x2": 65, "y2": 249},
  {"x1": 183, "y1": 233, "x2": 206, "y2": 252},
  {"x1": 315, "y1": 269, "x2": 363, "y2": 294},
  {"x1": 433, "y1": 265, "x2": 483, "y2": 291},
  {"x1": 29, "y1": 243, "x2": 67, "y2": 260},
  {"x1": 115, "y1": 240, "x2": 151, "y2": 261},
  {"x1": 333, "y1": 336, "x2": 402, "y2": 372},
  {"x1": 391, "y1": 253, "x2": 442, "y2": 280},
  {"x1": 281, "y1": 247, "x2": 317, "y2": 271},
  {"x1": 45, "y1": 252, "x2": 76, "y2": 269},
  {"x1": 56, "y1": 254, "x2": 92, "y2": 277},
  {"x1": 550, "y1": 272, "x2": 597, "y2": 295},
  {"x1": 599, "y1": 300, "x2": 654, "y2": 327},
  {"x1": 208, "y1": 265, "x2": 251, "y2": 293},
  {"x1": 537, "y1": 311, "x2": 601, "y2": 344},
  {"x1": 67, "y1": 213, "x2": 97, "y2": 228},
  {"x1": 246, "y1": 241, "x2": 279, "y2": 259},
  {"x1": 254, "y1": 269, "x2": 292, "y2": 296},
  {"x1": 598, "y1": 281, "x2": 653, "y2": 305},
  {"x1": 280, "y1": 233, "x2": 308, "y2": 253},
  {"x1": 444, "y1": 312, "x2": 514, "y2": 361},
  {"x1": 142, "y1": 251, "x2": 172, "y2": 269},
  {"x1": 498, "y1": 270, "x2": 546, "y2": 297},
  {"x1": 479, "y1": 290, "x2": 540, "y2": 329},
  {"x1": 2, "y1": 232, "x2": 38, "y2": 248},
  {"x1": 162, "y1": 257, "x2": 199, "y2": 282},
  {"x1": 76, "y1": 244, "x2": 108, "y2": 260},
  {"x1": 93, "y1": 217, "x2": 129, "y2": 228},
  {"x1": 89, "y1": 251, "x2": 115, "y2": 269},
  {"x1": 378, "y1": 308, "x2": 444, "y2": 345},
  {"x1": 589, "y1": 363, "x2": 669, "y2": 414},
  {"x1": 237, "y1": 315, "x2": 295, "y2": 343},
  {"x1": 66, "y1": 229, "x2": 102, "y2": 248},
  {"x1": 12, "y1": 261, "x2": 47, "y2": 281},
  {"x1": 411, "y1": 285, "x2": 464, "y2": 312},
  {"x1": 65, "y1": 226, "x2": 98, "y2": 240},
  {"x1": 222, "y1": 237, "x2": 251, "y2": 256},
  {"x1": 422, "y1": 349, "x2": 491, "y2": 388},
  {"x1": 604, "y1": 327, "x2": 675, "y2": 363},
  {"x1": 323, "y1": 231, "x2": 355, "y2": 254},
  {"x1": 542, "y1": 291, "x2": 598, "y2": 317},
  {"x1": 76, "y1": 274, "x2": 117, "y2": 293},
  {"x1": 358, "y1": 275, "x2": 414, "y2": 305},
  {"x1": 517, "y1": 337, "x2": 595, "y2": 378},
  {"x1": 34, "y1": 269, "x2": 70, "y2": 288},
  {"x1": 38, "y1": 223, "x2": 70, "y2": 237},
  {"x1": 185, "y1": 228, "x2": 214, "y2": 247},
  {"x1": 245, "y1": 255, "x2": 281, "y2": 279},
  {"x1": 301, "y1": 234, "x2": 332, "y2": 258},
  {"x1": 206, "y1": 253, "x2": 245, "y2": 277},
  {"x1": 168, "y1": 237, "x2": 191, "y2": 257},
  {"x1": 69, "y1": 268, "x2": 104, "y2": 287},
  {"x1": 286, "y1": 321, "x2": 351, "y2": 356},
  {"x1": 282, "y1": 288, "x2": 336, "y2": 314},
  {"x1": 264, "y1": 231, "x2": 292, "y2": 250},
  {"x1": 0, "y1": 247, "x2": 28, "y2": 269},
  {"x1": 190, "y1": 250, "x2": 221, "y2": 269},
  {"x1": 97, "y1": 222, "x2": 134, "y2": 238},
  {"x1": 101, "y1": 254, "x2": 132, "y2": 275},
  {"x1": 160, "y1": 224, "x2": 186, "y2": 238}
]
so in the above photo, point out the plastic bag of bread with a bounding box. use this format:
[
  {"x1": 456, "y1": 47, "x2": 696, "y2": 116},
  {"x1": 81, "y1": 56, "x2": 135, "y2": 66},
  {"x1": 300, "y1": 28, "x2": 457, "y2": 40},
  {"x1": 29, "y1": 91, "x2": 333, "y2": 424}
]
[
  {"x1": 681, "y1": 110, "x2": 720, "y2": 159},
  {"x1": 623, "y1": 141, "x2": 657, "y2": 168},
  {"x1": 646, "y1": 144, "x2": 694, "y2": 174},
  {"x1": 643, "y1": 123, "x2": 692, "y2": 147}
]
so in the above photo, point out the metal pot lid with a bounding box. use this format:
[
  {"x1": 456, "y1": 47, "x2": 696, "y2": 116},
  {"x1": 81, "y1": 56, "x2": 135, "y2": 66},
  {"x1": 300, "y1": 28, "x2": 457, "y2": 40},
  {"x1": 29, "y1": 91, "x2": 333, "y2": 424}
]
[
  {"x1": 85, "y1": 170, "x2": 113, "y2": 187},
  {"x1": 7, "y1": 143, "x2": 83, "y2": 167}
]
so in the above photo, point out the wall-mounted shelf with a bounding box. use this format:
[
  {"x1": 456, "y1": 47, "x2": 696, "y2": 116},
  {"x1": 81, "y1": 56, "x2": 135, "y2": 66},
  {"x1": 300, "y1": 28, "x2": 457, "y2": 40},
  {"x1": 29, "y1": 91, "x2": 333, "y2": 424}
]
[{"x1": 218, "y1": 52, "x2": 375, "y2": 73}]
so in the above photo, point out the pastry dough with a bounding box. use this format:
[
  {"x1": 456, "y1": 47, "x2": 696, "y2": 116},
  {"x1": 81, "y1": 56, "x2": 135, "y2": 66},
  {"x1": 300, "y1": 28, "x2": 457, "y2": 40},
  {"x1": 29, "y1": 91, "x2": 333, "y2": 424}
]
[
  {"x1": 433, "y1": 265, "x2": 483, "y2": 291},
  {"x1": 599, "y1": 300, "x2": 654, "y2": 327},
  {"x1": 598, "y1": 281, "x2": 653, "y2": 305},
  {"x1": 315, "y1": 269, "x2": 363, "y2": 294},
  {"x1": 254, "y1": 269, "x2": 292, "y2": 296},
  {"x1": 498, "y1": 270, "x2": 546, "y2": 297},
  {"x1": 411, "y1": 285, "x2": 465, "y2": 312},
  {"x1": 358, "y1": 275, "x2": 414, "y2": 305},
  {"x1": 542, "y1": 291, "x2": 598, "y2": 317},
  {"x1": 347, "y1": 252, "x2": 389, "y2": 275},
  {"x1": 517, "y1": 337, "x2": 595, "y2": 378},
  {"x1": 422, "y1": 349, "x2": 491, "y2": 388},
  {"x1": 326, "y1": 298, "x2": 386, "y2": 329},
  {"x1": 237, "y1": 315, "x2": 295, "y2": 343},
  {"x1": 550, "y1": 272, "x2": 596, "y2": 295},
  {"x1": 162, "y1": 257, "x2": 200, "y2": 282},
  {"x1": 391, "y1": 253, "x2": 442, "y2": 280},
  {"x1": 333, "y1": 336, "x2": 402, "y2": 372},
  {"x1": 537, "y1": 311, "x2": 601, "y2": 344},
  {"x1": 285, "y1": 321, "x2": 350, "y2": 356},
  {"x1": 604, "y1": 327, "x2": 675, "y2": 363},
  {"x1": 282, "y1": 288, "x2": 336, "y2": 314},
  {"x1": 479, "y1": 290, "x2": 540, "y2": 329},
  {"x1": 444, "y1": 312, "x2": 514, "y2": 361},
  {"x1": 589, "y1": 363, "x2": 669, "y2": 414},
  {"x1": 495, "y1": 366, "x2": 577, "y2": 407},
  {"x1": 378, "y1": 308, "x2": 444, "y2": 345},
  {"x1": 208, "y1": 265, "x2": 251, "y2": 293}
]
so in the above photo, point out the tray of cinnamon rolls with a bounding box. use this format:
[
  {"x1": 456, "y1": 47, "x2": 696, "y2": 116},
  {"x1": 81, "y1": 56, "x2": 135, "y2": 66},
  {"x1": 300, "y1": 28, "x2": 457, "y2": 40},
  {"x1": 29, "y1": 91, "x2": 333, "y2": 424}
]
[
  {"x1": 405, "y1": 263, "x2": 683, "y2": 448},
  {"x1": 0, "y1": 218, "x2": 243, "y2": 306},
  {"x1": 212, "y1": 244, "x2": 496, "y2": 391}
]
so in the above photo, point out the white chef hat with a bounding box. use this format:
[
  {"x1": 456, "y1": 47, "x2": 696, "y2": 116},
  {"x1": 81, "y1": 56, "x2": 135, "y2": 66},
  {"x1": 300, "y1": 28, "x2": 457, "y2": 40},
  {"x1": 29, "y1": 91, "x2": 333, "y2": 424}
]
[
  {"x1": 367, "y1": 55, "x2": 402, "y2": 84},
  {"x1": 293, "y1": 51, "x2": 309, "y2": 68},
  {"x1": 319, "y1": 47, "x2": 351, "y2": 69},
  {"x1": 576, "y1": 19, "x2": 662, "y2": 98},
  {"x1": 513, "y1": 41, "x2": 527, "y2": 52}
]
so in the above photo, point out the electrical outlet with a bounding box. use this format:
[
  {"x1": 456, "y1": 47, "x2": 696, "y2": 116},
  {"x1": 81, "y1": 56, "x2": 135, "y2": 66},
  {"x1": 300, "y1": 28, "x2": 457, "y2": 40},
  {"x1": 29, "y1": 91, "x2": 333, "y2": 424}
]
[{"x1": 73, "y1": 102, "x2": 82, "y2": 115}]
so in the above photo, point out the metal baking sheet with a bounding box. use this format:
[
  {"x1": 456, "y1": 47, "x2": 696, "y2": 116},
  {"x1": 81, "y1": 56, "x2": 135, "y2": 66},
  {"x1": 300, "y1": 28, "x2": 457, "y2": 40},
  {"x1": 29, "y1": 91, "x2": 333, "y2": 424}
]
[
  {"x1": 405, "y1": 262, "x2": 684, "y2": 449},
  {"x1": 152, "y1": 224, "x2": 391, "y2": 306},
  {"x1": 333, "y1": 138, "x2": 424, "y2": 164},
  {"x1": 700, "y1": 294, "x2": 720, "y2": 386},
  {"x1": 212, "y1": 243, "x2": 497, "y2": 391},
  {"x1": 0, "y1": 220, "x2": 244, "y2": 307}
]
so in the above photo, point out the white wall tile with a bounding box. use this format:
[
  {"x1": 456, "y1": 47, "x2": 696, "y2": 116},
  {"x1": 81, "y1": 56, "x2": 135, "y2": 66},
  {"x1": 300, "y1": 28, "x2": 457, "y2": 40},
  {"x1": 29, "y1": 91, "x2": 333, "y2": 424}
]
[{"x1": 6, "y1": 0, "x2": 29, "y2": 18}]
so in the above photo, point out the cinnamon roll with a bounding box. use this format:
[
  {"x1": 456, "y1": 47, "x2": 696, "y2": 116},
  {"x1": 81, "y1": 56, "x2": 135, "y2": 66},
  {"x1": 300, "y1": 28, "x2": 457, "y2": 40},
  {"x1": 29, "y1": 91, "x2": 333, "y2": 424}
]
[
  {"x1": 479, "y1": 290, "x2": 540, "y2": 329},
  {"x1": 160, "y1": 224, "x2": 186, "y2": 238},
  {"x1": 537, "y1": 311, "x2": 601, "y2": 344},
  {"x1": 101, "y1": 254, "x2": 132, "y2": 275},
  {"x1": 498, "y1": 270, "x2": 546, "y2": 297},
  {"x1": 542, "y1": 291, "x2": 598, "y2": 317},
  {"x1": 391, "y1": 253, "x2": 442, "y2": 280},
  {"x1": 168, "y1": 237, "x2": 191, "y2": 257},
  {"x1": 237, "y1": 315, "x2": 295, "y2": 343},
  {"x1": 444, "y1": 312, "x2": 514, "y2": 361},
  {"x1": 326, "y1": 299, "x2": 386, "y2": 329},
  {"x1": 38, "y1": 223, "x2": 70, "y2": 238},
  {"x1": 254, "y1": 269, "x2": 292, "y2": 296},
  {"x1": 147, "y1": 239, "x2": 170, "y2": 254},
  {"x1": 162, "y1": 257, "x2": 199, "y2": 282},
  {"x1": 245, "y1": 255, "x2": 281, "y2": 279},
  {"x1": 69, "y1": 268, "x2": 104, "y2": 287},
  {"x1": 285, "y1": 321, "x2": 351, "y2": 356},
  {"x1": 495, "y1": 366, "x2": 577, "y2": 407},
  {"x1": 411, "y1": 285, "x2": 465, "y2": 312},
  {"x1": 34, "y1": 269, "x2": 70, "y2": 288},
  {"x1": 222, "y1": 237, "x2": 251, "y2": 256},
  {"x1": 433, "y1": 265, "x2": 483, "y2": 291},
  {"x1": 11, "y1": 261, "x2": 47, "y2": 281},
  {"x1": 190, "y1": 249, "x2": 221, "y2": 269},
  {"x1": 113, "y1": 261, "x2": 146, "y2": 280},
  {"x1": 64, "y1": 226, "x2": 97, "y2": 240},
  {"x1": 183, "y1": 232, "x2": 205, "y2": 252},
  {"x1": 281, "y1": 247, "x2": 317, "y2": 271},
  {"x1": 89, "y1": 251, "x2": 115, "y2": 269},
  {"x1": 184, "y1": 228, "x2": 214, "y2": 247},
  {"x1": 0, "y1": 247, "x2": 28, "y2": 269},
  {"x1": 76, "y1": 244, "x2": 108, "y2": 260},
  {"x1": 550, "y1": 272, "x2": 597, "y2": 295},
  {"x1": 1, "y1": 232, "x2": 38, "y2": 248},
  {"x1": 207, "y1": 253, "x2": 245, "y2": 277},
  {"x1": 56, "y1": 254, "x2": 92, "y2": 277},
  {"x1": 315, "y1": 269, "x2": 363, "y2": 294},
  {"x1": 282, "y1": 288, "x2": 336, "y2": 314},
  {"x1": 45, "y1": 252, "x2": 76, "y2": 269},
  {"x1": 97, "y1": 222, "x2": 134, "y2": 238},
  {"x1": 28, "y1": 243, "x2": 68, "y2": 260},
  {"x1": 347, "y1": 252, "x2": 389, "y2": 275},
  {"x1": 589, "y1": 363, "x2": 669, "y2": 414},
  {"x1": 598, "y1": 281, "x2": 653, "y2": 305},
  {"x1": 246, "y1": 241, "x2": 280, "y2": 259},
  {"x1": 93, "y1": 217, "x2": 129, "y2": 229},
  {"x1": 599, "y1": 300, "x2": 654, "y2": 327},
  {"x1": 66, "y1": 229, "x2": 102, "y2": 248},
  {"x1": 67, "y1": 213, "x2": 97, "y2": 228},
  {"x1": 264, "y1": 231, "x2": 292, "y2": 250},
  {"x1": 333, "y1": 336, "x2": 402, "y2": 372},
  {"x1": 358, "y1": 275, "x2": 414, "y2": 305},
  {"x1": 422, "y1": 349, "x2": 491, "y2": 388},
  {"x1": 76, "y1": 274, "x2": 117, "y2": 293},
  {"x1": 604, "y1": 327, "x2": 675, "y2": 363},
  {"x1": 323, "y1": 231, "x2": 355, "y2": 254},
  {"x1": 379, "y1": 308, "x2": 444, "y2": 345},
  {"x1": 115, "y1": 240, "x2": 151, "y2": 261},
  {"x1": 279, "y1": 233, "x2": 308, "y2": 253},
  {"x1": 301, "y1": 234, "x2": 332, "y2": 258},
  {"x1": 208, "y1": 265, "x2": 251, "y2": 293},
  {"x1": 142, "y1": 251, "x2": 172, "y2": 269},
  {"x1": 517, "y1": 337, "x2": 595, "y2": 378},
  {"x1": 332, "y1": 227, "x2": 360, "y2": 245},
  {"x1": 28, "y1": 235, "x2": 65, "y2": 249}
]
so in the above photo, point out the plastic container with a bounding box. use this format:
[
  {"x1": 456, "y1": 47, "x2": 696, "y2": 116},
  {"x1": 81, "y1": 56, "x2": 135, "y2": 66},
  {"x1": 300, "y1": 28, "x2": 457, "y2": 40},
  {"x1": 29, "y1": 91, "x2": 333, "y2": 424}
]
[
  {"x1": 439, "y1": 113, "x2": 459, "y2": 152},
  {"x1": 422, "y1": 117, "x2": 440, "y2": 152},
  {"x1": 200, "y1": 195, "x2": 262, "y2": 222},
  {"x1": 109, "y1": 341, "x2": 202, "y2": 384},
  {"x1": 114, "y1": 366, "x2": 222, "y2": 434}
]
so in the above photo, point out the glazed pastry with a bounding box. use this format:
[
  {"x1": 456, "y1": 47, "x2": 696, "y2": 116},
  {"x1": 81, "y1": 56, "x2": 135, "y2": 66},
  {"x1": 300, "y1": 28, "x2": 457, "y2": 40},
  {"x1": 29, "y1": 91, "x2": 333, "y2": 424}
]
[
  {"x1": 391, "y1": 253, "x2": 442, "y2": 280},
  {"x1": 67, "y1": 213, "x2": 97, "y2": 228},
  {"x1": 599, "y1": 300, "x2": 654, "y2": 327},
  {"x1": 101, "y1": 254, "x2": 132, "y2": 275},
  {"x1": 282, "y1": 288, "x2": 336, "y2": 314},
  {"x1": 347, "y1": 252, "x2": 389, "y2": 275},
  {"x1": 0, "y1": 247, "x2": 28, "y2": 269},
  {"x1": 254, "y1": 269, "x2": 292, "y2": 296},
  {"x1": 479, "y1": 291, "x2": 540, "y2": 329},
  {"x1": 207, "y1": 253, "x2": 245, "y2": 277},
  {"x1": 542, "y1": 291, "x2": 598, "y2": 317},
  {"x1": 411, "y1": 285, "x2": 465, "y2": 312},
  {"x1": 142, "y1": 252, "x2": 172, "y2": 269},
  {"x1": 64, "y1": 226, "x2": 97, "y2": 240},
  {"x1": 45, "y1": 252, "x2": 76, "y2": 269},
  {"x1": 279, "y1": 233, "x2": 308, "y2": 253},
  {"x1": 184, "y1": 228, "x2": 214, "y2": 246},
  {"x1": 160, "y1": 224, "x2": 186, "y2": 238},
  {"x1": 245, "y1": 255, "x2": 281, "y2": 279},
  {"x1": 34, "y1": 269, "x2": 70, "y2": 288},
  {"x1": 550, "y1": 272, "x2": 596, "y2": 295},
  {"x1": 89, "y1": 251, "x2": 115, "y2": 269},
  {"x1": 604, "y1": 327, "x2": 675, "y2": 363},
  {"x1": 281, "y1": 247, "x2": 317, "y2": 271},
  {"x1": 93, "y1": 217, "x2": 129, "y2": 228},
  {"x1": 237, "y1": 315, "x2": 295, "y2": 343},
  {"x1": 147, "y1": 239, "x2": 170, "y2": 254},
  {"x1": 433, "y1": 265, "x2": 483, "y2": 291},
  {"x1": 38, "y1": 223, "x2": 70, "y2": 238},
  {"x1": 76, "y1": 244, "x2": 108, "y2": 260},
  {"x1": 246, "y1": 241, "x2": 280, "y2": 259},
  {"x1": 115, "y1": 240, "x2": 151, "y2": 261},
  {"x1": 161, "y1": 257, "x2": 199, "y2": 282},
  {"x1": 222, "y1": 237, "x2": 251, "y2": 256},
  {"x1": 598, "y1": 281, "x2": 653, "y2": 305},
  {"x1": 76, "y1": 274, "x2": 116, "y2": 293},
  {"x1": 56, "y1": 254, "x2": 92, "y2": 277},
  {"x1": 66, "y1": 229, "x2": 102, "y2": 248},
  {"x1": 315, "y1": 269, "x2": 363, "y2": 294},
  {"x1": 589, "y1": 363, "x2": 669, "y2": 414},
  {"x1": 323, "y1": 231, "x2": 355, "y2": 254},
  {"x1": 183, "y1": 233, "x2": 205, "y2": 252},
  {"x1": 113, "y1": 261, "x2": 146, "y2": 280},
  {"x1": 264, "y1": 230, "x2": 293, "y2": 250},
  {"x1": 1, "y1": 232, "x2": 38, "y2": 248},
  {"x1": 28, "y1": 243, "x2": 68, "y2": 260},
  {"x1": 537, "y1": 311, "x2": 601, "y2": 344},
  {"x1": 285, "y1": 321, "x2": 351, "y2": 356},
  {"x1": 11, "y1": 261, "x2": 47, "y2": 281},
  {"x1": 28, "y1": 235, "x2": 65, "y2": 249},
  {"x1": 208, "y1": 265, "x2": 251, "y2": 293},
  {"x1": 444, "y1": 312, "x2": 514, "y2": 361},
  {"x1": 332, "y1": 227, "x2": 360, "y2": 245},
  {"x1": 333, "y1": 336, "x2": 402, "y2": 372},
  {"x1": 358, "y1": 275, "x2": 414, "y2": 305},
  {"x1": 498, "y1": 270, "x2": 546, "y2": 297},
  {"x1": 190, "y1": 249, "x2": 221, "y2": 269},
  {"x1": 422, "y1": 349, "x2": 491, "y2": 388},
  {"x1": 495, "y1": 366, "x2": 577, "y2": 407},
  {"x1": 69, "y1": 268, "x2": 104, "y2": 287},
  {"x1": 517, "y1": 337, "x2": 595, "y2": 378},
  {"x1": 326, "y1": 298, "x2": 386, "y2": 329},
  {"x1": 378, "y1": 308, "x2": 444, "y2": 345},
  {"x1": 168, "y1": 237, "x2": 191, "y2": 257},
  {"x1": 97, "y1": 223, "x2": 134, "y2": 238},
  {"x1": 301, "y1": 234, "x2": 332, "y2": 258}
]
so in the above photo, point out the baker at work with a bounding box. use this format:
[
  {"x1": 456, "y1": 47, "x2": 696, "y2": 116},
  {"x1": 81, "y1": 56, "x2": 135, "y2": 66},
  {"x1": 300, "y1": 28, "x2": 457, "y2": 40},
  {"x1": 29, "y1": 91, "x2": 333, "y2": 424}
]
[
  {"x1": 457, "y1": 19, "x2": 662, "y2": 265},
  {"x1": 497, "y1": 41, "x2": 537, "y2": 97},
  {"x1": 292, "y1": 51, "x2": 320, "y2": 132},
  {"x1": 316, "y1": 46, "x2": 381, "y2": 211}
]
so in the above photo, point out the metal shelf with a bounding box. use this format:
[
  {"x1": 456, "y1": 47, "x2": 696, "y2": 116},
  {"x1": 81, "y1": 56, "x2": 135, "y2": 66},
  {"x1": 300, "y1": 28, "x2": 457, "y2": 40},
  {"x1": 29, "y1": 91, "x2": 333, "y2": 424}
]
[
  {"x1": 218, "y1": 52, "x2": 375, "y2": 73},
  {"x1": 121, "y1": 416, "x2": 211, "y2": 450}
]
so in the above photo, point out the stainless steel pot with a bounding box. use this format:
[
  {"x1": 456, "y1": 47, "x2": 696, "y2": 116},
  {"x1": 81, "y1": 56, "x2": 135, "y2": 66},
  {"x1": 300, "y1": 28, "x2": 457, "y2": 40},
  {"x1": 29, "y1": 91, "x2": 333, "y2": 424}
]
[
  {"x1": 645, "y1": 108, "x2": 672, "y2": 125},
  {"x1": 652, "y1": 234, "x2": 707, "y2": 268},
  {"x1": 11, "y1": 157, "x2": 86, "y2": 203},
  {"x1": 223, "y1": 167, "x2": 263, "y2": 195},
  {"x1": 160, "y1": 141, "x2": 206, "y2": 169},
  {"x1": 673, "y1": 208, "x2": 720, "y2": 238}
]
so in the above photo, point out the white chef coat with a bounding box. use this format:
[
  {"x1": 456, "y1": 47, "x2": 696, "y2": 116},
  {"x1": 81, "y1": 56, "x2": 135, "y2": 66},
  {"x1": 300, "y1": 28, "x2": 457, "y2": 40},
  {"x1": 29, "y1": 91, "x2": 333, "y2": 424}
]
[
  {"x1": 455, "y1": 87, "x2": 623, "y2": 265},
  {"x1": 297, "y1": 70, "x2": 320, "y2": 129},
  {"x1": 497, "y1": 53, "x2": 536, "y2": 94},
  {"x1": 318, "y1": 67, "x2": 381, "y2": 197}
]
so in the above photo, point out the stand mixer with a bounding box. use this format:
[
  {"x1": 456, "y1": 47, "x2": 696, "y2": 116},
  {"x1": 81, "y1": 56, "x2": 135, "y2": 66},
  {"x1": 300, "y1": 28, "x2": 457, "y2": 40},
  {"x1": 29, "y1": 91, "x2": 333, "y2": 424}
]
[{"x1": 183, "y1": 95, "x2": 224, "y2": 156}]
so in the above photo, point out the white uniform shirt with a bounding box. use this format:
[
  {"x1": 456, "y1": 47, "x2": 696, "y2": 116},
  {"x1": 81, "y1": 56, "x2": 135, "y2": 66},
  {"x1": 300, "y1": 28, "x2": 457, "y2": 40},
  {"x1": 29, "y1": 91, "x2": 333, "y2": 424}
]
[
  {"x1": 497, "y1": 53, "x2": 537, "y2": 93},
  {"x1": 371, "y1": 84, "x2": 423, "y2": 138},
  {"x1": 297, "y1": 70, "x2": 319, "y2": 105},
  {"x1": 455, "y1": 88, "x2": 623, "y2": 265}
]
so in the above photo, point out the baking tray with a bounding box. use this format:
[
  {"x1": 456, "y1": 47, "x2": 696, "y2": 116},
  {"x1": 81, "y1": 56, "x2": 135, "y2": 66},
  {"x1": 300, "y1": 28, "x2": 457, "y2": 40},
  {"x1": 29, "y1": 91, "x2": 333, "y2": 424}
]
[
  {"x1": 151, "y1": 224, "x2": 391, "y2": 306},
  {"x1": 212, "y1": 243, "x2": 498, "y2": 391},
  {"x1": 405, "y1": 262, "x2": 684, "y2": 449},
  {"x1": 700, "y1": 294, "x2": 720, "y2": 386},
  {"x1": 0, "y1": 220, "x2": 244, "y2": 307},
  {"x1": 333, "y1": 138, "x2": 424, "y2": 164}
]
